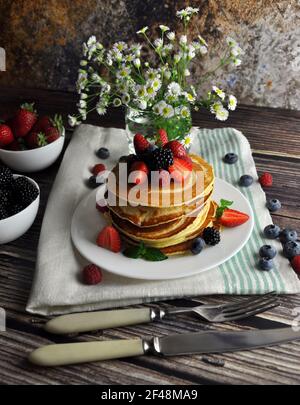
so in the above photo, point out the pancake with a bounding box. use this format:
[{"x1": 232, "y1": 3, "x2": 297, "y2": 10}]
[
  {"x1": 108, "y1": 188, "x2": 213, "y2": 227},
  {"x1": 107, "y1": 154, "x2": 214, "y2": 208},
  {"x1": 111, "y1": 198, "x2": 215, "y2": 249}
]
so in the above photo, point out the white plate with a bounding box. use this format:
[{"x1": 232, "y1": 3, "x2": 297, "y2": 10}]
[{"x1": 71, "y1": 178, "x2": 254, "y2": 280}]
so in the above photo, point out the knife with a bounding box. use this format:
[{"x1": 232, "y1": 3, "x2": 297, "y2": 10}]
[{"x1": 29, "y1": 327, "x2": 299, "y2": 367}]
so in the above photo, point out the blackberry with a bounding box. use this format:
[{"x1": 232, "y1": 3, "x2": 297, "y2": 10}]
[
  {"x1": 0, "y1": 187, "x2": 12, "y2": 207},
  {"x1": 0, "y1": 166, "x2": 13, "y2": 187},
  {"x1": 0, "y1": 205, "x2": 8, "y2": 220},
  {"x1": 202, "y1": 227, "x2": 221, "y2": 246},
  {"x1": 9, "y1": 203, "x2": 25, "y2": 217},
  {"x1": 13, "y1": 177, "x2": 39, "y2": 206},
  {"x1": 151, "y1": 148, "x2": 174, "y2": 170}
]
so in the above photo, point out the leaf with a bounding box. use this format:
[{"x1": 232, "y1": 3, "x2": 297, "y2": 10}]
[
  {"x1": 123, "y1": 242, "x2": 145, "y2": 259},
  {"x1": 143, "y1": 247, "x2": 168, "y2": 261},
  {"x1": 216, "y1": 199, "x2": 234, "y2": 218}
]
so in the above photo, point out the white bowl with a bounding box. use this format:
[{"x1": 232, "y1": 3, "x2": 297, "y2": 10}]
[
  {"x1": 0, "y1": 128, "x2": 65, "y2": 173},
  {"x1": 0, "y1": 175, "x2": 40, "y2": 244}
]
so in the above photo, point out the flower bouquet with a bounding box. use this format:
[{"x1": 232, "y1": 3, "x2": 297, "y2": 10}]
[{"x1": 69, "y1": 6, "x2": 243, "y2": 149}]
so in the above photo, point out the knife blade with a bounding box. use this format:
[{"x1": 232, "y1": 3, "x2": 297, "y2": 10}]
[{"x1": 29, "y1": 327, "x2": 300, "y2": 367}]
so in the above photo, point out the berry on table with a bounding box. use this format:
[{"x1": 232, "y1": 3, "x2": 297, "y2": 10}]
[
  {"x1": 259, "y1": 172, "x2": 273, "y2": 187},
  {"x1": 92, "y1": 163, "x2": 106, "y2": 176},
  {"x1": 224, "y1": 153, "x2": 238, "y2": 164},
  {"x1": 266, "y1": 198, "x2": 281, "y2": 212},
  {"x1": 239, "y1": 175, "x2": 253, "y2": 187},
  {"x1": 13, "y1": 176, "x2": 39, "y2": 206},
  {"x1": 291, "y1": 256, "x2": 300, "y2": 274},
  {"x1": 283, "y1": 241, "x2": 300, "y2": 259},
  {"x1": 202, "y1": 227, "x2": 221, "y2": 246},
  {"x1": 0, "y1": 205, "x2": 8, "y2": 220},
  {"x1": 263, "y1": 224, "x2": 281, "y2": 239},
  {"x1": 82, "y1": 264, "x2": 103, "y2": 285},
  {"x1": 191, "y1": 237, "x2": 205, "y2": 255},
  {"x1": 259, "y1": 245, "x2": 277, "y2": 259},
  {"x1": 9, "y1": 203, "x2": 25, "y2": 217},
  {"x1": 279, "y1": 229, "x2": 298, "y2": 243},
  {"x1": 96, "y1": 147, "x2": 110, "y2": 159},
  {"x1": 87, "y1": 175, "x2": 103, "y2": 189},
  {"x1": 259, "y1": 257, "x2": 274, "y2": 271}
]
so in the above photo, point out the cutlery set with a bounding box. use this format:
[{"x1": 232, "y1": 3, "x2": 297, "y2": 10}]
[{"x1": 29, "y1": 293, "x2": 300, "y2": 367}]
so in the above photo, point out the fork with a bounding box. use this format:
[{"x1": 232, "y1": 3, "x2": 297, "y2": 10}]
[{"x1": 44, "y1": 292, "x2": 279, "y2": 335}]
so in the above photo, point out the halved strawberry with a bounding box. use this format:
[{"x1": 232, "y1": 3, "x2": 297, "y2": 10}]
[
  {"x1": 168, "y1": 156, "x2": 193, "y2": 183},
  {"x1": 157, "y1": 128, "x2": 168, "y2": 146},
  {"x1": 134, "y1": 133, "x2": 150, "y2": 154},
  {"x1": 96, "y1": 225, "x2": 121, "y2": 253},
  {"x1": 219, "y1": 208, "x2": 249, "y2": 227},
  {"x1": 163, "y1": 140, "x2": 187, "y2": 159},
  {"x1": 130, "y1": 161, "x2": 149, "y2": 185}
]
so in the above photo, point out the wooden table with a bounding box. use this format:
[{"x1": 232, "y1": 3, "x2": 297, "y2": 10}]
[{"x1": 0, "y1": 87, "x2": 300, "y2": 385}]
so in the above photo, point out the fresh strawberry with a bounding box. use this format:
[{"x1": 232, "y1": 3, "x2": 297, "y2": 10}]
[
  {"x1": 219, "y1": 208, "x2": 249, "y2": 227},
  {"x1": 32, "y1": 116, "x2": 52, "y2": 133},
  {"x1": 0, "y1": 124, "x2": 14, "y2": 147},
  {"x1": 92, "y1": 163, "x2": 106, "y2": 176},
  {"x1": 163, "y1": 140, "x2": 187, "y2": 159},
  {"x1": 26, "y1": 131, "x2": 47, "y2": 149},
  {"x1": 45, "y1": 126, "x2": 60, "y2": 143},
  {"x1": 97, "y1": 225, "x2": 121, "y2": 253},
  {"x1": 259, "y1": 172, "x2": 273, "y2": 187},
  {"x1": 134, "y1": 133, "x2": 150, "y2": 154},
  {"x1": 11, "y1": 103, "x2": 37, "y2": 137},
  {"x1": 82, "y1": 264, "x2": 103, "y2": 285},
  {"x1": 157, "y1": 128, "x2": 168, "y2": 146},
  {"x1": 130, "y1": 161, "x2": 149, "y2": 185},
  {"x1": 291, "y1": 256, "x2": 300, "y2": 274},
  {"x1": 168, "y1": 156, "x2": 193, "y2": 183}
]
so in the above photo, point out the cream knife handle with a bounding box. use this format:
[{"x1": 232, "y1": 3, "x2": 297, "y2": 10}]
[
  {"x1": 29, "y1": 339, "x2": 144, "y2": 367},
  {"x1": 44, "y1": 308, "x2": 152, "y2": 335}
]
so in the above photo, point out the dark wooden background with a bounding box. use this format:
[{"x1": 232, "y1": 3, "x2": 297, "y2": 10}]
[{"x1": 0, "y1": 87, "x2": 300, "y2": 384}]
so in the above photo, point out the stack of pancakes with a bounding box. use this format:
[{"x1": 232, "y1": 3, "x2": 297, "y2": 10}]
[{"x1": 107, "y1": 154, "x2": 217, "y2": 255}]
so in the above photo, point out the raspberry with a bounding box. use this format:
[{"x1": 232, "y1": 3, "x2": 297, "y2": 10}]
[
  {"x1": 259, "y1": 172, "x2": 273, "y2": 187},
  {"x1": 92, "y1": 163, "x2": 106, "y2": 176},
  {"x1": 82, "y1": 264, "x2": 103, "y2": 285},
  {"x1": 291, "y1": 256, "x2": 300, "y2": 274}
]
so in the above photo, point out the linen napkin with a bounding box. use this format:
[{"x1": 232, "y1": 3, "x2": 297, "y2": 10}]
[{"x1": 27, "y1": 125, "x2": 300, "y2": 315}]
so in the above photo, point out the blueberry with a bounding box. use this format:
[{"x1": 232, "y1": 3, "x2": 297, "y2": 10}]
[
  {"x1": 266, "y1": 198, "x2": 281, "y2": 212},
  {"x1": 191, "y1": 237, "x2": 205, "y2": 255},
  {"x1": 259, "y1": 257, "x2": 274, "y2": 271},
  {"x1": 239, "y1": 175, "x2": 253, "y2": 187},
  {"x1": 264, "y1": 224, "x2": 281, "y2": 239},
  {"x1": 97, "y1": 147, "x2": 110, "y2": 159},
  {"x1": 87, "y1": 175, "x2": 103, "y2": 189},
  {"x1": 283, "y1": 241, "x2": 300, "y2": 259},
  {"x1": 259, "y1": 245, "x2": 277, "y2": 259},
  {"x1": 279, "y1": 229, "x2": 298, "y2": 243},
  {"x1": 224, "y1": 153, "x2": 238, "y2": 164}
]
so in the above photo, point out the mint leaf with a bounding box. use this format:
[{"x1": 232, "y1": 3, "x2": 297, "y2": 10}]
[
  {"x1": 143, "y1": 247, "x2": 168, "y2": 261},
  {"x1": 216, "y1": 199, "x2": 234, "y2": 218},
  {"x1": 123, "y1": 242, "x2": 145, "y2": 259}
]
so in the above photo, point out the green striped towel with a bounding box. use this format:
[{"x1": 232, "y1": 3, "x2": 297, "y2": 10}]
[{"x1": 27, "y1": 125, "x2": 300, "y2": 316}]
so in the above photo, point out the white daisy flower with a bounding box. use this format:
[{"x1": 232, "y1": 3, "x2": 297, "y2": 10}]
[
  {"x1": 167, "y1": 82, "x2": 181, "y2": 97},
  {"x1": 80, "y1": 93, "x2": 88, "y2": 100},
  {"x1": 145, "y1": 83, "x2": 157, "y2": 99},
  {"x1": 176, "y1": 106, "x2": 190, "y2": 119},
  {"x1": 125, "y1": 54, "x2": 135, "y2": 63},
  {"x1": 179, "y1": 35, "x2": 188, "y2": 45},
  {"x1": 167, "y1": 31, "x2": 175, "y2": 41},
  {"x1": 113, "y1": 41, "x2": 127, "y2": 52},
  {"x1": 137, "y1": 26, "x2": 148, "y2": 35},
  {"x1": 184, "y1": 92, "x2": 195, "y2": 103},
  {"x1": 154, "y1": 38, "x2": 163, "y2": 49},
  {"x1": 226, "y1": 36, "x2": 238, "y2": 48},
  {"x1": 113, "y1": 98, "x2": 122, "y2": 107},
  {"x1": 210, "y1": 101, "x2": 223, "y2": 114},
  {"x1": 160, "y1": 104, "x2": 174, "y2": 118},
  {"x1": 181, "y1": 134, "x2": 192, "y2": 147},
  {"x1": 68, "y1": 115, "x2": 80, "y2": 127},
  {"x1": 215, "y1": 107, "x2": 229, "y2": 121},
  {"x1": 212, "y1": 86, "x2": 226, "y2": 100},
  {"x1": 228, "y1": 95, "x2": 237, "y2": 111},
  {"x1": 121, "y1": 93, "x2": 131, "y2": 105},
  {"x1": 136, "y1": 85, "x2": 146, "y2": 98},
  {"x1": 130, "y1": 43, "x2": 142, "y2": 57},
  {"x1": 230, "y1": 46, "x2": 243, "y2": 57},
  {"x1": 133, "y1": 58, "x2": 141, "y2": 68},
  {"x1": 153, "y1": 100, "x2": 167, "y2": 115},
  {"x1": 146, "y1": 68, "x2": 161, "y2": 80},
  {"x1": 232, "y1": 57, "x2": 242, "y2": 66},
  {"x1": 159, "y1": 25, "x2": 170, "y2": 32},
  {"x1": 199, "y1": 45, "x2": 208, "y2": 55},
  {"x1": 96, "y1": 103, "x2": 107, "y2": 115},
  {"x1": 78, "y1": 100, "x2": 87, "y2": 109},
  {"x1": 151, "y1": 78, "x2": 162, "y2": 91},
  {"x1": 184, "y1": 68, "x2": 190, "y2": 76},
  {"x1": 87, "y1": 36, "x2": 96, "y2": 47},
  {"x1": 116, "y1": 66, "x2": 131, "y2": 79}
]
